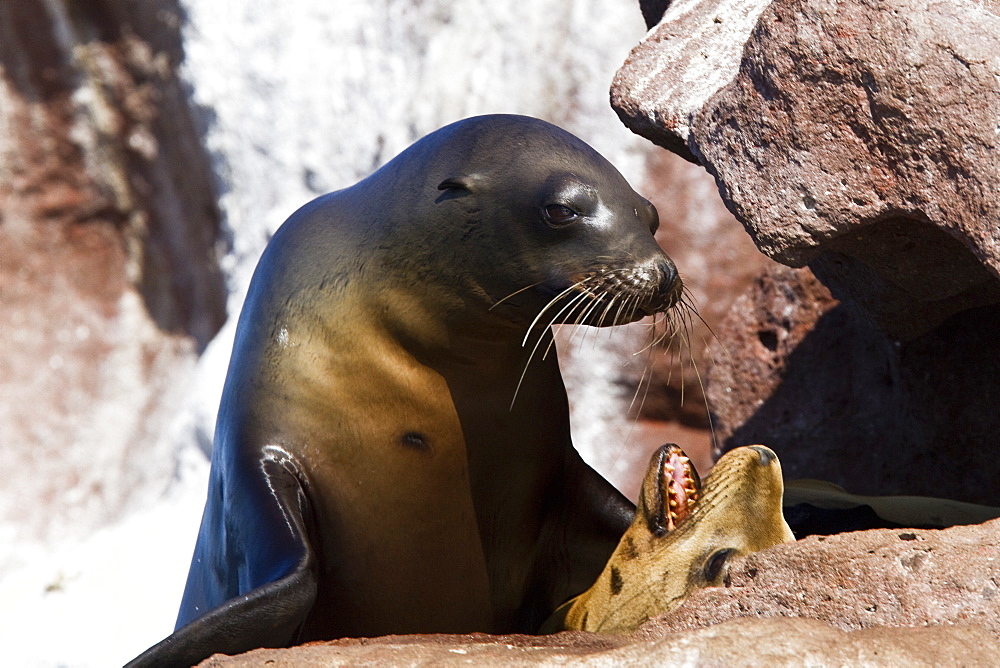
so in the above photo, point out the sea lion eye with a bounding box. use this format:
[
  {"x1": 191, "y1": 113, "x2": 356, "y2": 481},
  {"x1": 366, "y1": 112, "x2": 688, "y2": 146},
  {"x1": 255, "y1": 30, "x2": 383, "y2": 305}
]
[
  {"x1": 703, "y1": 548, "x2": 735, "y2": 582},
  {"x1": 544, "y1": 204, "x2": 578, "y2": 225}
]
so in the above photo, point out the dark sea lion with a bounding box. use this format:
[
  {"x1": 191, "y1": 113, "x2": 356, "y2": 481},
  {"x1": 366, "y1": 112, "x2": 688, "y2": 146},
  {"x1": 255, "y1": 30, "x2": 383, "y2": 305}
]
[
  {"x1": 129, "y1": 114, "x2": 682, "y2": 666},
  {"x1": 782, "y1": 479, "x2": 1000, "y2": 537},
  {"x1": 545, "y1": 444, "x2": 794, "y2": 633}
]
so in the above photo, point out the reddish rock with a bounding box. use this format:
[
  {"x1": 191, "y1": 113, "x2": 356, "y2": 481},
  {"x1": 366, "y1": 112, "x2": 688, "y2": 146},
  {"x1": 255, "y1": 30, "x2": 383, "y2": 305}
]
[
  {"x1": 613, "y1": 0, "x2": 1000, "y2": 341},
  {"x1": 640, "y1": 518, "x2": 1000, "y2": 640},
  {"x1": 612, "y1": 0, "x2": 1000, "y2": 500},
  {"x1": 197, "y1": 609, "x2": 998, "y2": 666},
  {"x1": 702, "y1": 265, "x2": 839, "y2": 459},
  {"x1": 704, "y1": 264, "x2": 1000, "y2": 504},
  {"x1": 0, "y1": 1, "x2": 224, "y2": 544}
]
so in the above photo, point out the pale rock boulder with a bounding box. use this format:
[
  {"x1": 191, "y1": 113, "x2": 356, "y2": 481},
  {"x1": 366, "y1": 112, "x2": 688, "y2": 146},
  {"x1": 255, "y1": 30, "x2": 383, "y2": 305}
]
[{"x1": 640, "y1": 518, "x2": 1000, "y2": 640}]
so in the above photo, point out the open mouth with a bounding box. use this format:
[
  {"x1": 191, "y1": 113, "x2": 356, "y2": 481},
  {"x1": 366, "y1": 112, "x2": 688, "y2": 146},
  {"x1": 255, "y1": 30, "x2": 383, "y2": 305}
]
[{"x1": 649, "y1": 444, "x2": 701, "y2": 535}]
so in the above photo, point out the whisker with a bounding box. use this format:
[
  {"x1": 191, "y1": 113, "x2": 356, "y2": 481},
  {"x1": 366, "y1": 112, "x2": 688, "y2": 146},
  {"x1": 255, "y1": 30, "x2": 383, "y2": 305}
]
[
  {"x1": 570, "y1": 289, "x2": 610, "y2": 351},
  {"x1": 680, "y1": 301, "x2": 720, "y2": 456},
  {"x1": 512, "y1": 289, "x2": 591, "y2": 409},
  {"x1": 489, "y1": 281, "x2": 544, "y2": 311},
  {"x1": 528, "y1": 289, "x2": 591, "y2": 362},
  {"x1": 545, "y1": 291, "x2": 596, "y2": 360},
  {"x1": 522, "y1": 280, "x2": 586, "y2": 347},
  {"x1": 595, "y1": 289, "x2": 625, "y2": 332}
]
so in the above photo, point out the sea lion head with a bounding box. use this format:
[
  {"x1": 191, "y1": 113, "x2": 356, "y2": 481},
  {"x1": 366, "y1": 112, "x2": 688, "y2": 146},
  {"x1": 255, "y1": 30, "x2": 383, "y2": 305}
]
[
  {"x1": 546, "y1": 444, "x2": 795, "y2": 634},
  {"x1": 384, "y1": 115, "x2": 682, "y2": 330}
]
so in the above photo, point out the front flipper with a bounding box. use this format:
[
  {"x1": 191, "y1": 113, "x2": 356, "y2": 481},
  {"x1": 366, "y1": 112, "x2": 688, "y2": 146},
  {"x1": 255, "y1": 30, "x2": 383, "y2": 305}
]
[
  {"x1": 783, "y1": 479, "x2": 1000, "y2": 537},
  {"x1": 544, "y1": 444, "x2": 794, "y2": 634},
  {"x1": 127, "y1": 446, "x2": 318, "y2": 667}
]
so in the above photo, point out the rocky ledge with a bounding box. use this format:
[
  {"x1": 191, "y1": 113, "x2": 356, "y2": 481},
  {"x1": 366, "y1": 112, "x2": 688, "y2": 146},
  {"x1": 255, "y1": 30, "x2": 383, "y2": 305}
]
[{"x1": 198, "y1": 518, "x2": 1000, "y2": 666}]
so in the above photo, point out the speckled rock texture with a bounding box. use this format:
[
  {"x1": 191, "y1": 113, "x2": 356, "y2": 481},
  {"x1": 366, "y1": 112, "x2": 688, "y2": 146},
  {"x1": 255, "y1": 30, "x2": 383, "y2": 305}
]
[
  {"x1": 613, "y1": 0, "x2": 1000, "y2": 500},
  {"x1": 613, "y1": 0, "x2": 775, "y2": 162},
  {"x1": 613, "y1": 0, "x2": 1000, "y2": 341},
  {"x1": 640, "y1": 518, "x2": 1000, "y2": 640},
  {"x1": 197, "y1": 621, "x2": 999, "y2": 666},
  {"x1": 0, "y1": 1, "x2": 225, "y2": 544}
]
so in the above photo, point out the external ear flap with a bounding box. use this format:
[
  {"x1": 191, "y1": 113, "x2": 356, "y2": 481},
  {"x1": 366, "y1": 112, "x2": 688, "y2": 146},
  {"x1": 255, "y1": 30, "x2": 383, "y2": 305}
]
[
  {"x1": 435, "y1": 175, "x2": 479, "y2": 203},
  {"x1": 437, "y1": 176, "x2": 476, "y2": 192}
]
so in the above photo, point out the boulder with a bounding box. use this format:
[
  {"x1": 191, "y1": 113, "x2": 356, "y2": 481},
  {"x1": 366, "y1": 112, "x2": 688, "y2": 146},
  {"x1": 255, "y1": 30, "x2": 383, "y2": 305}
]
[
  {"x1": 612, "y1": 0, "x2": 1000, "y2": 499},
  {"x1": 613, "y1": 0, "x2": 1000, "y2": 341},
  {"x1": 641, "y1": 518, "x2": 1000, "y2": 640},
  {"x1": 198, "y1": 619, "x2": 999, "y2": 666}
]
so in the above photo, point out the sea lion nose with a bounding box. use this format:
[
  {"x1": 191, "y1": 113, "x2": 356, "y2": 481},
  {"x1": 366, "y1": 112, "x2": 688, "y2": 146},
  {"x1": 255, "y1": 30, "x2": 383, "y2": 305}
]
[
  {"x1": 749, "y1": 445, "x2": 778, "y2": 466},
  {"x1": 657, "y1": 258, "x2": 680, "y2": 293}
]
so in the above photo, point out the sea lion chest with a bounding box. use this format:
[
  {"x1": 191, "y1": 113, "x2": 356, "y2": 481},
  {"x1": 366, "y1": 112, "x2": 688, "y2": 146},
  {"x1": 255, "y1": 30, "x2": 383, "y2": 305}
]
[{"x1": 248, "y1": 295, "x2": 500, "y2": 635}]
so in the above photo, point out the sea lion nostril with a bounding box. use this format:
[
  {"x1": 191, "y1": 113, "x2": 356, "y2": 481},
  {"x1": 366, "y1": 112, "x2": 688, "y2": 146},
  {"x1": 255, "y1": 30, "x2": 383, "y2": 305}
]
[
  {"x1": 749, "y1": 445, "x2": 778, "y2": 466},
  {"x1": 657, "y1": 259, "x2": 679, "y2": 292}
]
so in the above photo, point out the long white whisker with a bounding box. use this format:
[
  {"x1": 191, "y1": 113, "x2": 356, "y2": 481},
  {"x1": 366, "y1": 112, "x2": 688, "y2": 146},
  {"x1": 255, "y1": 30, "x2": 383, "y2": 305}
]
[
  {"x1": 512, "y1": 289, "x2": 591, "y2": 409},
  {"x1": 543, "y1": 290, "x2": 594, "y2": 360},
  {"x1": 522, "y1": 280, "x2": 586, "y2": 347},
  {"x1": 572, "y1": 290, "x2": 610, "y2": 350},
  {"x1": 489, "y1": 281, "x2": 544, "y2": 311}
]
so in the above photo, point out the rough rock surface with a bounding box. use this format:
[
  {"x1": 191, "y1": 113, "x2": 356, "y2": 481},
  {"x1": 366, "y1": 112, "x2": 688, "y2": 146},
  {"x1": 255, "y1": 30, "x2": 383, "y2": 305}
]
[
  {"x1": 199, "y1": 619, "x2": 998, "y2": 667},
  {"x1": 640, "y1": 518, "x2": 1000, "y2": 639},
  {"x1": 614, "y1": 0, "x2": 1000, "y2": 341},
  {"x1": 704, "y1": 264, "x2": 1000, "y2": 503},
  {"x1": 613, "y1": 0, "x2": 1000, "y2": 497},
  {"x1": 612, "y1": 0, "x2": 775, "y2": 162},
  {"x1": 0, "y1": 0, "x2": 225, "y2": 547},
  {"x1": 197, "y1": 519, "x2": 1000, "y2": 666}
]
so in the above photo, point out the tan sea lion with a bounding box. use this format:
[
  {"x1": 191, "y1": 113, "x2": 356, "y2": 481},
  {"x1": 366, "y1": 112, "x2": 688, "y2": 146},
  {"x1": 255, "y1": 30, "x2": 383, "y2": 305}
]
[
  {"x1": 129, "y1": 114, "x2": 683, "y2": 666},
  {"x1": 546, "y1": 444, "x2": 795, "y2": 633},
  {"x1": 547, "y1": 444, "x2": 1000, "y2": 634}
]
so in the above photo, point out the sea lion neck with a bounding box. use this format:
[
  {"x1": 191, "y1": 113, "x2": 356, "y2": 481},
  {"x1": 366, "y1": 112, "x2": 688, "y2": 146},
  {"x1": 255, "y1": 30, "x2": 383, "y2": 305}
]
[{"x1": 363, "y1": 276, "x2": 539, "y2": 382}]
